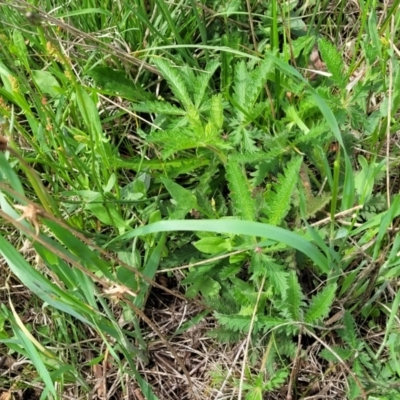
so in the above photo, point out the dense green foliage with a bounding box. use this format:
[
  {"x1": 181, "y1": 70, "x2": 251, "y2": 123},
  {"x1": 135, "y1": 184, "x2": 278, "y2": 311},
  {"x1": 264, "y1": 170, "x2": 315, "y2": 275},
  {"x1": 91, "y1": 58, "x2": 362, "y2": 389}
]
[{"x1": 0, "y1": 0, "x2": 400, "y2": 399}]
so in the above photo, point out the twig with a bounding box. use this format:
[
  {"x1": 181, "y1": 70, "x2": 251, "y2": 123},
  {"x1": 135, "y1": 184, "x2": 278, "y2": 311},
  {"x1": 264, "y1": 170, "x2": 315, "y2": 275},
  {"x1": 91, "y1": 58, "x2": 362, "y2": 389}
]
[
  {"x1": 309, "y1": 205, "x2": 363, "y2": 227},
  {"x1": 303, "y1": 326, "x2": 367, "y2": 399},
  {"x1": 286, "y1": 325, "x2": 303, "y2": 400},
  {"x1": 238, "y1": 275, "x2": 266, "y2": 400},
  {"x1": 245, "y1": 0, "x2": 257, "y2": 52}
]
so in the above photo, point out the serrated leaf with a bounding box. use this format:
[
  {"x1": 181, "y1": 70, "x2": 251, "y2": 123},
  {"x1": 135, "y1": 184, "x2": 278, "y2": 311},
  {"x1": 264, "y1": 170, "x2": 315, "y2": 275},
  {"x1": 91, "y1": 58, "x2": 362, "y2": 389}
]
[
  {"x1": 153, "y1": 58, "x2": 192, "y2": 108},
  {"x1": 246, "y1": 102, "x2": 268, "y2": 122},
  {"x1": 339, "y1": 311, "x2": 358, "y2": 349},
  {"x1": 231, "y1": 125, "x2": 259, "y2": 153},
  {"x1": 266, "y1": 260, "x2": 289, "y2": 298},
  {"x1": 250, "y1": 159, "x2": 276, "y2": 186},
  {"x1": 259, "y1": 316, "x2": 287, "y2": 331},
  {"x1": 193, "y1": 60, "x2": 219, "y2": 108},
  {"x1": 115, "y1": 157, "x2": 208, "y2": 173},
  {"x1": 186, "y1": 104, "x2": 203, "y2": 135},
  {"x1": 318, "y1": 39, "x2": 346, "y2": 88},
  {"x1": 219, "y1": 264, "x2": 242, "y2": 279},
  {"x1": 216, "y1": 313, "x2": 251, "y2": 332},
  {"x1": 305, "y1": 193, "x2": 332, "y2": 218},
  {"x1": 225, "y1": 158, "x2": 256, "y2": 221},
  {"x1": 233, "y1": 61, "x2": 247, "y2": 109},
  {"x1": 241, "y1": 127, "x2": 260, "y2": 153},
  {"x1": 230, "y1": 277, "x2": 259, "y2": 305},
  {"x1": 251, "y1": 253, "x2": 288, "y2": 297},
  {"x1": 209, "y1": 93, "x2": 224, "y2": 131},
  {"x1": 233, "y1": 58, "x2": 273, "y2": 115},
  {"x1": 246, "y1": 57, "x2": 274, "y2": 107},
  {"x1": 132, "y1": 100, "x2": 185, "y2": 115},
  {"x1": 304, "y1": 283, "x2": 336, "y2": 323},
  {"x1": 186, "y1": 276, "x2": 221, "y2": 298},
  {"x1": 285, "y1": 271, "x2": 304, "y2": 321},
  {"x1": 320, "y1": 347, "x2": 353, "y2": 362},
  {"x1": 148, "y1": 129, "x2": 198, "y2": 158},
  {"x1": 265, "y1": 156, "x2": 302, "y2": 226},
  {"x1": 264, "y1": 369, "x2": 289, "y2": 391},
  {"x1": 245, "y1": 384, "x2": 263, "y2": 400}
]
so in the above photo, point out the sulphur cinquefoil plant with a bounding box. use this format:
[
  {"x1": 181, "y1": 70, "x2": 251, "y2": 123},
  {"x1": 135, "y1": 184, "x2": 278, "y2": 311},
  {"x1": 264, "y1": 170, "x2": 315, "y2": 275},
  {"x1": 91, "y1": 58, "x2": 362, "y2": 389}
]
[{"x1": 0, "y1": 0, "x2": 400, "y2": 399}]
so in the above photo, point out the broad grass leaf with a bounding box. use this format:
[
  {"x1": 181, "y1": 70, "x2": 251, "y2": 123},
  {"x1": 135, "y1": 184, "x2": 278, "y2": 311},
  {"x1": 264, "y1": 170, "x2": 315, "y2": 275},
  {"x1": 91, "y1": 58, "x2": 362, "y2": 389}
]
[
  {"x1": 134, "y1": 235, "x2": 166, "y2": 309},
  {"x1": 57, "y1": 7, "x2": 113, "y2": 17},
  {"x1": 75, "y1": 85, "x2": 103, "y2": 139},
  {"x1": 391, "y1": 63, "x2": 400, "y2": 115},
  {"x1": 75, "y1": 85, "x2": 111, "y2": 174},
  {"x1": 0, "y1": 153, "x2": 25, "y2": 195},
  {"x1": 12, "y1": 30, "x2": 29, "y2": 69},
  {"x1": 194, "y1": 236, "x2": 228, "y2": 254},
  {"x1": 87, "y1": 66, "x2": 153, "y2": 101},
  {"x1": 110, "y1": 219, "x2": 330, "y2": 273},
  {"x1": 160, "y1": 177, "x2": 198, "y2": 211},
  {"x1": 43, "y1": 219, "x2": 115, "y2": 281},
  {"x1": 373, "y1": 195, "x2": 400, "y2": 261},
  {"x1": 367, "y1": 10, "x2": 382, "y2": 60},
  {"x1": 354, "y1": 156, "x2": 386, "y2": 203},
  {"x1": 13, "y1": 322, "x2": 57, "y2": 396},
  {"x1": 31, "y1": 70, "x2": 61, "y2": 98},
  {"x1": 0, "y1": 234, "x2": 95, "y2": 324},
  {"x1": 85, "y1": 202, "x2": 131, "y2": 235}
]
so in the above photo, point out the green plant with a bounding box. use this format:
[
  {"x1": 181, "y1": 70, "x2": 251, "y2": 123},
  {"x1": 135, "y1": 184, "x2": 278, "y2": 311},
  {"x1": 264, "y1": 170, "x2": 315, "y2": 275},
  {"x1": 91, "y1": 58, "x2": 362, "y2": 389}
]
[{"x1": 0, "y1": 0, "x2": 400, "y2": 399}]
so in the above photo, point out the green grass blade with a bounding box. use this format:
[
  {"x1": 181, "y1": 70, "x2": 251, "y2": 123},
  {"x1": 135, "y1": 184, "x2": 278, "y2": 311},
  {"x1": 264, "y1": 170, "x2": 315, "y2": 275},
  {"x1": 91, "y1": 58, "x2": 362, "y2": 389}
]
[
  {"x1": 110, "y1": 220, "x2": 329, "y2": 273},
  {"x1": 13, "y1": 322, "x2": 57, "y2": 397}
]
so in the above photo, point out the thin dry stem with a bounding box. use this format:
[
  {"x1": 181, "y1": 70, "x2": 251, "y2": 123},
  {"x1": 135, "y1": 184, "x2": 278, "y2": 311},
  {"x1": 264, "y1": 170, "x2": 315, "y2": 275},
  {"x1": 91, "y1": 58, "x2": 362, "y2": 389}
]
[{"x1": 238, "y1": 275, "x2": 266, "y2": 400}]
